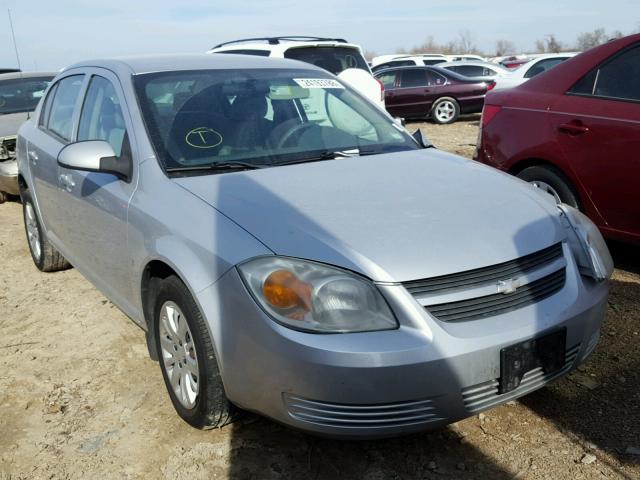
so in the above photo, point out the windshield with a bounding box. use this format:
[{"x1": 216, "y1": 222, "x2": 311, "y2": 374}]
[
  {"x1": 284, "y1": 47, "x2": 370, "y2": 74},
  {"x1": 0, "y1": 76, "x2": 52, "y2": 115},
  {"x1": 134, "y1": 68, "x2": 418, "y2": 172}
]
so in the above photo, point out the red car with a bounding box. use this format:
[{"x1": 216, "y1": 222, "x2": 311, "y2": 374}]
[
  {"x1": 476, "y1": 34, "x2": 640, "y2": 245},
  {"x1": 375, "y1": 66, "x2": 491, "y2": 124}
]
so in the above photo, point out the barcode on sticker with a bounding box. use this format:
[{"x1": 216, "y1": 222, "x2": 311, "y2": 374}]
[{"x1": 293, "y1": 78, "x2": 344, "y2": 89}]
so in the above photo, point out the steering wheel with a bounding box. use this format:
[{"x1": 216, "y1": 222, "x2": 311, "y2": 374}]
[{"x1": 275, "y1": 121, "x2": 316, "y2": 149}]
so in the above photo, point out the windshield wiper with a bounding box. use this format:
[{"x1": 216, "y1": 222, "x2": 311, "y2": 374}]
[
  {"x1": 269, "y1": 149, "x2": 358, "y2": 167},
  {"x1": 166, "y1": 161, "x2": 267, "y2": 174}
]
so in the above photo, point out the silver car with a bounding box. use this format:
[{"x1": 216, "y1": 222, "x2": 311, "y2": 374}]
[
  {"x1": 17, "y1": 54, "x2": 611, "y2": 438},
  {"x1": 0, "y1": 72, "x2": 54, "y2": 202}
]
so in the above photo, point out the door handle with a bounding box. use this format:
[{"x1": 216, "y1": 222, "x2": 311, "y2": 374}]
[
  {"x1": 59, "y1": 173, "x2": 76, "y2": 192},
  {"x1": 28, "y1": 150, "x2": 38, "y2": 164},
  {"x1": 558, "y1": 122, "x2": 589, "y2": 136}
]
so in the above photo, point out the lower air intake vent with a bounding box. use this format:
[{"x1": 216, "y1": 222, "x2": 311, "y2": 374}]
[
  {"x1": 461, "y1": 343, "x2": 580, "y2": 412},
  {"x1": 283, "y1": 394, "x2": 444, "y2": 429}
]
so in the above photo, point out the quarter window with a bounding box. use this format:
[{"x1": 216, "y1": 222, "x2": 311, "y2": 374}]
[
  {"x1": 78, "y1": 76, "x2": 129, "y2": 157},
  {"x1": 46, "y1": 75, "x2": 84, "y2": 141},
  {"x1": 39, "y1": 83, "x2": 58, "y2": 128}
]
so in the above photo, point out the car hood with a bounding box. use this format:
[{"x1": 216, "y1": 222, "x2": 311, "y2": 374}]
[
  {"x1": 0, "y1": 112, "x2": 29, "y2": 138},
  {"x1": 174, "y1": 149, "x2": 564, "y2": 282}
]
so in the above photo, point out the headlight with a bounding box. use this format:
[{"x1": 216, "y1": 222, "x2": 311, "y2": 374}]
[
  {"x1": 558, "y1": 204, "x2": 613, "y2": 281},
  {"x1": 238, "y1": 257, "x2": 398, "y2": 333}
]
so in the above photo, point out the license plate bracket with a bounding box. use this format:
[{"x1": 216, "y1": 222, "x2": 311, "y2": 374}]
[{"x1": 499, "y1": 328, "x2": 566, "y2": 394}]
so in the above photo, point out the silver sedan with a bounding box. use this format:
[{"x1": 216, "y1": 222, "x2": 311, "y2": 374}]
[{"x1": 17, "y1": 54, "x2": 611, "y2": 438}]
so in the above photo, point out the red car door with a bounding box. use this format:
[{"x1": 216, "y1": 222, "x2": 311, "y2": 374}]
[{"x1": 549, "y1": 43, "x2": 640, "y2": 239}]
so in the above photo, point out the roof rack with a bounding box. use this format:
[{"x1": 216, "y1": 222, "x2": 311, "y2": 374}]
[{"x1": 211, "y1": 36, "x2": 348, "y2": 49}]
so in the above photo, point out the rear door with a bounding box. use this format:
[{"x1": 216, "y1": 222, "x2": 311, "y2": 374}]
[
  {"x1": 550, "y1": 44, "x2": 640, "y2": 238},
  {"x1": 56, "y1": 69, "x2": 140, "y2": 313},
  {"x1": 27, "y1": 73, "x2": 85, "y2": 245}
]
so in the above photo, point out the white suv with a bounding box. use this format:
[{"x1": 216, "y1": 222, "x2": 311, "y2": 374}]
[{"x1": 207, "y1": 36, "x2": 385, "y2": 109}]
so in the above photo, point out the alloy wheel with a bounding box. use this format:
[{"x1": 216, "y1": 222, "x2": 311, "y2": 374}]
[
  {"x1": 24, "y1": 202, "x2": 41, "y2": 262},
  {"x1": 435, "y1": 101, "x2": 456, "y2": 123},
  {"x1": 531, "y1": 180, "x2": 562, "y2": 204},
  {"x1": 159, "y1": 301, "x2": 199, "y2": 409}
]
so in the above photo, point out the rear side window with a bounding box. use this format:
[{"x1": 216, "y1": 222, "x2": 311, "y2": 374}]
[
  {"x1": 400, "y1": 69, "x2": 427, "y2": 87},
  {"x1": 46, "y1": 75, "x2": 84, "y2": 141},
  {"x1": 284, "y1": 47, "x2": 369, "y2": 74},
  {"x1": 39, "y1": 83, "x2": 58, "y2": 127},
  {"x1": 422, "y1": 59, "x2": 446, "y2": 66},
  {"x1": 426, "y1": 70, "x2": 447, "y2": 86},
  {"x1": 451, "y1": 65, "x2": 486, "y2": 77},
  {"x1": 78, "y1": 76, "x2": 129, "y2": 157},
  {"x1": 569, "y1": 44, "x2": 640, "y2": 102},
  {"x1": 215, "y1": 49, "x2": 270, "y2": 57},
  {"x1": 524, "y1": 58, "x2": 567, "y2": 79}
]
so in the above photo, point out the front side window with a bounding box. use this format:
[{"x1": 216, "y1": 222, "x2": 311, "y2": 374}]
[
  {"x1": 0, "y1": 76, "x2": 52, "y2": 115},
  {"x1": 568, "y1": 44, "x2": 640, "y2": 101},
  {"x1": 47, "y1": 75, "x2": 84, "y2": 141},
  {"x1": 134, "y1": 68, "x2": 418, "y2": 172},
  {"x1": 78, "y1": 76, "x2": 129, "y2": 156},
  {"x1": 284, "y1": 47, "x2": 369, "y2": 75}
]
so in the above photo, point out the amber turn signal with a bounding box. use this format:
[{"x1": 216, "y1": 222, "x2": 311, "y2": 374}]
[{"x1": 263, "y1": 269, "x2": 311, "y2": 310}]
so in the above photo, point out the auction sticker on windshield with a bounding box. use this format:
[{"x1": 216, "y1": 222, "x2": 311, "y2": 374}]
[{"x1": 293, "y1": 78, "x2": 344, "y2": 89}]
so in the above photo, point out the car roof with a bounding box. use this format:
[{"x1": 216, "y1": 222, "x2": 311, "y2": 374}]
[
  {"x1": 0, "y1": 71, "x2": 56, "y2": 81},
  {"x1": 61, "y1": 54, "x2": 323, "y2": 76},
  {"x1": 438, "y1": 61, "x2": 505, "y2": 69},
  {"x1": 209, "y1": 39, "x2": 362, "y2": 53},
  {"x1": 373, "y1": 64, "x2": 471, "y2": 80}
]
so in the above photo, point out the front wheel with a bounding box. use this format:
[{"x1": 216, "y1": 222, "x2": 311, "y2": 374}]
[
  {"x1": 431, "y1": 97, "x2": 460, "y2": 124},
  {"x1": 154, "y1": 275, "x2": 238, "y2": 429}
]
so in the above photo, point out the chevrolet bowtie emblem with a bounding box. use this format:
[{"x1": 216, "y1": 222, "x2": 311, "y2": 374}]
[{"x1": 497, "y1": 278, "x2": 521, "y2": 294}]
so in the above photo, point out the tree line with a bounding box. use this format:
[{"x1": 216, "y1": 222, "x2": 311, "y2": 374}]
[{"x1": 365, "y1": 26, "x2": 639, "y2": 59}]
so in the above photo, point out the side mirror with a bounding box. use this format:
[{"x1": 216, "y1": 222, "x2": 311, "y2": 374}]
[
  {"x1": 58, "y1": 140, "x2": 132, "y2": 182},
  {"x1": 412, "y1": 129, "x2": 434, "y2": 149}
]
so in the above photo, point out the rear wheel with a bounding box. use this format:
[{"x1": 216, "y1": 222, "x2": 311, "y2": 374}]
[
  {"x1": 516, "y1": 165, "x2": 580, "y2": 208},
  {"x1": 154, "y1": 275, "x2": 238, "y2": 429},
  {"x1": 431, "y1": 97, "x2": 460, "y2": 124},
  {"x1": 21, "y1": 189, "x2": 71, "y2": 272}
]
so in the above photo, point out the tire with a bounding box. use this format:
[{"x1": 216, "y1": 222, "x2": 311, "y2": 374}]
[
  {"x1": 0, "y1": 191, "x2": 7, "y2": 204},
  {"x1": 431, "y1": 97, "x2": 460, "y2": 124},
  {"x1": 516, "y1": 165, "x2": 580, "y2": 209},
  {"x1": 154, "y1": 275, "x2": 238, "y2": 429},
  {"x1": 21, "y1": 189, "x2": 71, "y2": 272}
]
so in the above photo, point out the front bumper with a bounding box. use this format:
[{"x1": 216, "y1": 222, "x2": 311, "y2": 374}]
[{"x1": 197, "y1": 247, "x2": 607, "y2": 438}]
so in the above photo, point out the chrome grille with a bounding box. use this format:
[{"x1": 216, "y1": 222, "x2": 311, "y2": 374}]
[
  {"x1": 283, "y1": 394, "x2": 444, "y2": 429},
  {"x1": 403, "y1": 243, "x2": 563, "y2": 297},
  {"x1": 426, "y1": 268, "x2": 566, "y2": 322},
  {"x1": 461, "y1": 343, "x2": 580, "y2": 413}
]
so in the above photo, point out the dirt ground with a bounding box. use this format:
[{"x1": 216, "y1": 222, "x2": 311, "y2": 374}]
[{"x1": 1, "y1": 117, "x2": 639, "y2": 480}]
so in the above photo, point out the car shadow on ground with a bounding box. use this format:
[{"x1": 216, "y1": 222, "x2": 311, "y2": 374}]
[
  {"x1": 519, "y1": 244, "x2": 640, "y2": 473},
  {"x1": 225, "y1": 420, "x2": 514, "y2": 480}
]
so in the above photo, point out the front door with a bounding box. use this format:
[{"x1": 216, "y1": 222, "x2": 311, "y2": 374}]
[{"x1": 56, "y1": 69, "x2": 140, "y2": 316}]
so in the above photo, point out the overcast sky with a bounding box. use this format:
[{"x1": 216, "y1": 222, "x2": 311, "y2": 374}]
[{"x1": 1, "y1": 1, "x2": 637, "y2": 71}]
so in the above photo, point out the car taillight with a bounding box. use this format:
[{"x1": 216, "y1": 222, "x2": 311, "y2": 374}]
[
  {"x1": 376, "y1": 78, "x2": 385, "y2": 101},
  {"x1": 487, "y1": 81, "x2": 496, "y2": 91},
  {"x1": 481, "y1": 104, "x2": 502, "y2": 127}
]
